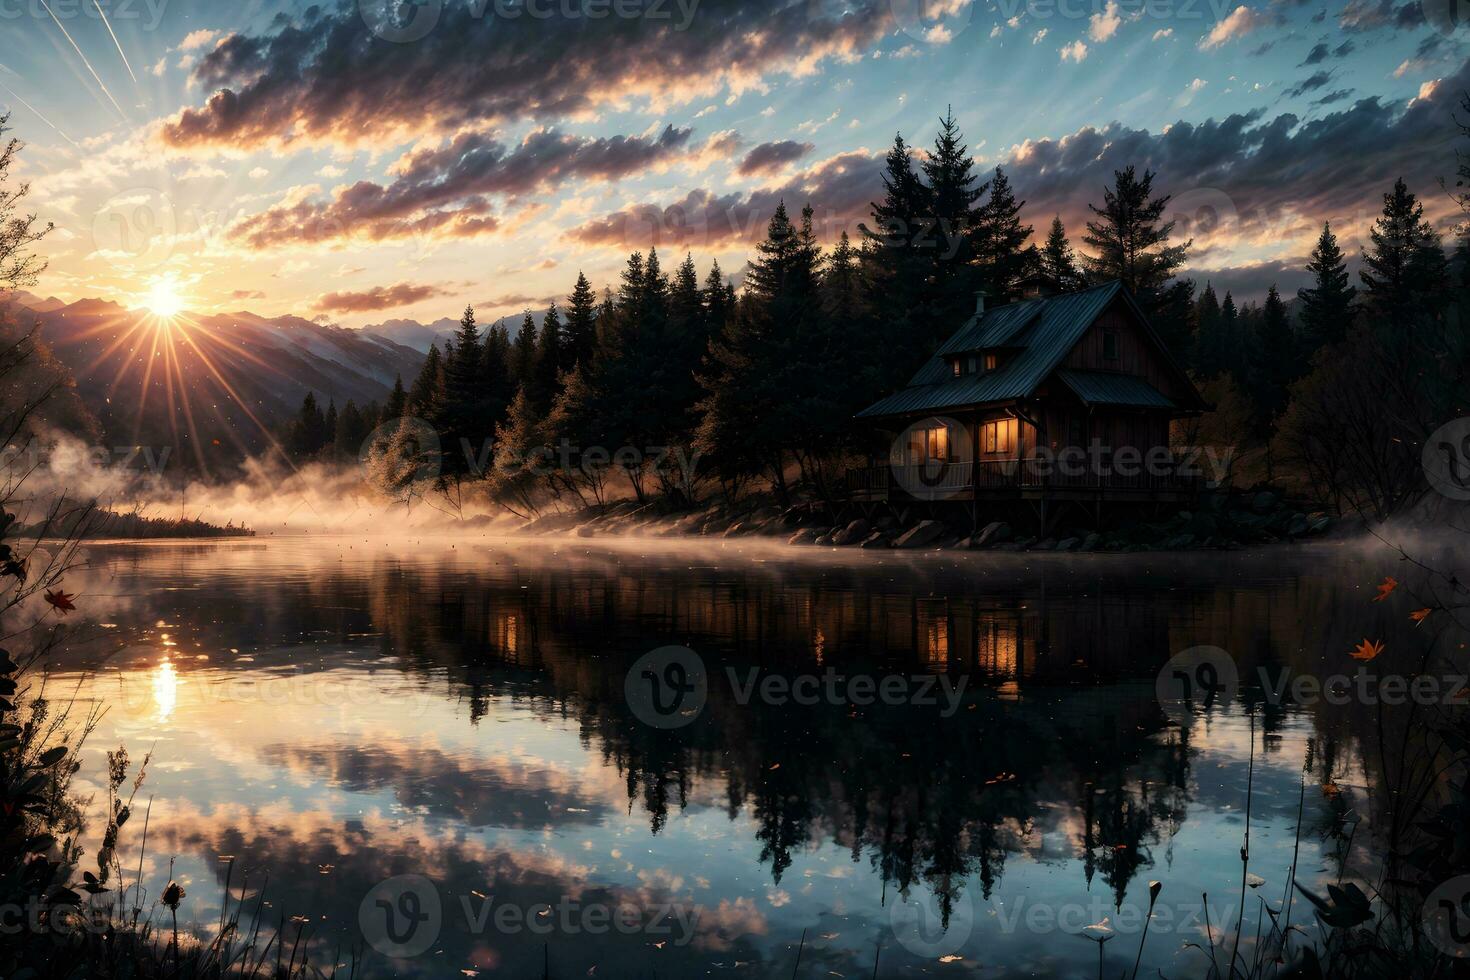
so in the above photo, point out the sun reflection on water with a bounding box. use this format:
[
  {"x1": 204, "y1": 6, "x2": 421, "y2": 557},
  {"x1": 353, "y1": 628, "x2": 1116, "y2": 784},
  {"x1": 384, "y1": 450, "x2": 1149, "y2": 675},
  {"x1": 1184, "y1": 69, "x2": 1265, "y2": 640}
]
[{"x1": 151, "y1": 657, "x2": 178, "y2": 722}]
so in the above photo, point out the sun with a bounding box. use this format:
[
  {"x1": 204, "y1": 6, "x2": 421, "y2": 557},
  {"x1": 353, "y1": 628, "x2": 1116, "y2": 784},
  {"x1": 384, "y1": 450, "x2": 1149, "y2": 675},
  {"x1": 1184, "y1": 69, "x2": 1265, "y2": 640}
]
[{"x1": 145, "y1": 278, "x2": 185, "y2": 319}]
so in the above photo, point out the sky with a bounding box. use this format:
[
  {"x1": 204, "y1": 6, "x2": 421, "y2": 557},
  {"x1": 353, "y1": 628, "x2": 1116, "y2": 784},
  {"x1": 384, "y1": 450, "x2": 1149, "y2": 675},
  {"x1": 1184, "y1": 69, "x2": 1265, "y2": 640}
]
[{"x1": 0, "y1": 0, "x2": 1464, "y2": 327}]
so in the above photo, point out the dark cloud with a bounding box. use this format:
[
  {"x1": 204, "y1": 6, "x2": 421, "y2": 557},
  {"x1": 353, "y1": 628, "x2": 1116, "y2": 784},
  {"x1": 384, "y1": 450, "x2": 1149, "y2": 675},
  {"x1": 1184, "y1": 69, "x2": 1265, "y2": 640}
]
[
  {"x1": 1188, "y1": 257, "x2": 1317, "y2": 303},
  {"x1": 230, "y1": 126, "x2": 693, "y2": 246},
  {"x1": 161, "y1": 1, "x2": 894, "y2": 151},
  {"x1": 1312, "y1": 89, "x2": 1354, "y2": 105},
  {"x1": 1299, "y1": 41, "x2": 1329, "y2": 64},
  {"x1": 1338, "y1": 0, "x2": 1423, "y2": 31},
  {"x1": 736, "y1": 139, "x2": 815, "y2": 176},
  {"x1": 1284, "y1": 70, "x2": 1334, "y2": 97},
  {"x1": 982, "y1": 57, "x2": 1467, "y2": 264},
  {"x1": 314, "y1": 283, "x2": 447, "y2": 313},
  {"x1": 567, "y1": 150, "x2": 881, "y2": 249}
]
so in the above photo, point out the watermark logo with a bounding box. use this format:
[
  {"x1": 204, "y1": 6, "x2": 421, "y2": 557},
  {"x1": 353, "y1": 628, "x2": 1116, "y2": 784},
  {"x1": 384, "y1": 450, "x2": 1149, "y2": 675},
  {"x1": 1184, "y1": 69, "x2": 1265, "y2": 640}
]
[
  {"x1": 625, "y1": 645, "x2": 707, "y2": 729},
  {"x1": 360, "y1": 875, "x2": 442, "y2": 958},
  {"x1": 1156, "y1": 645, "x2": 1239, "y2": 721},
  {"x1": 91, "y1": 188, "x2": 177, "y2": 272},
  {"x1": 890, "y1": 0, "x2": 974, "y2": 43},
  {"x1": 1425, "y1": 876, "x2": 1470, "y2": 958},
  {"x1": 1424, "y1": 0, "x2": 1470, "y2": 36},
  {"x1": 359, "y1": 0, "x2": 442, "y2": 41},
  {"x1": 359, "y1": 416, "x2": 442, "y2": 496},
  {"x1": 1423, "y1": 417, "x2": 1470, "y2": 501},
  {"x1": 1167, "y1": 187, "x2": 1237, "y2": 244},
  {"x1": 889, "y1": 889, "x2": 974, "y2": 957},
  {"x1": 889, "y1": 415, "x2": 971, "y2": 502}
]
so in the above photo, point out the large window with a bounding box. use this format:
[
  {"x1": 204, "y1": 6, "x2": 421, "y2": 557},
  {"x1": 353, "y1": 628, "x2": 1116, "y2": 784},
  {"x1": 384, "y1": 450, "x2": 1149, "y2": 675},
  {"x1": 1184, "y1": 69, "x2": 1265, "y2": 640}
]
[
  {"x1": 909, "y1": 424, "x2": 954, "y2": 462},
  {"x1": 980, "y1": 418, "x2": 1016, "y2": 454}
]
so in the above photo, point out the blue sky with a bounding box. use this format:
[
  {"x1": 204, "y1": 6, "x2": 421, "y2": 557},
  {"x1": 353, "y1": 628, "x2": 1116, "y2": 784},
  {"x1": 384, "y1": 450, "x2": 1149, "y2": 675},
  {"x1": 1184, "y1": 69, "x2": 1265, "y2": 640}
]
[{"x1": 0, "y1": 0, "x2": 1462, "y2": 324}]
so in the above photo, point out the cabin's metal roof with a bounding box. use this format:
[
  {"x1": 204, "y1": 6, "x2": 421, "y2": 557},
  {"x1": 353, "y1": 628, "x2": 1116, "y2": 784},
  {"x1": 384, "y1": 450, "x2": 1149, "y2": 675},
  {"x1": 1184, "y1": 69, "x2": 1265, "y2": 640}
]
[
  {"x1": 856, "y1": 281, "x2": 1129, "y2": 419},
  {"x1": 1056, "y1": 369, "x2": 1175, "y2": 408}
]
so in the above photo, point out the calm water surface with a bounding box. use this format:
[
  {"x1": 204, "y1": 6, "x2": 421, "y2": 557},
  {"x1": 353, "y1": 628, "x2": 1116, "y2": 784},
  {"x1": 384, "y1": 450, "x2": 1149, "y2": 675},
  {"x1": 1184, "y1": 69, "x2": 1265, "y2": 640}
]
[{"x1": 38, "y1": 534, "x2": 1446, "y2": 977}]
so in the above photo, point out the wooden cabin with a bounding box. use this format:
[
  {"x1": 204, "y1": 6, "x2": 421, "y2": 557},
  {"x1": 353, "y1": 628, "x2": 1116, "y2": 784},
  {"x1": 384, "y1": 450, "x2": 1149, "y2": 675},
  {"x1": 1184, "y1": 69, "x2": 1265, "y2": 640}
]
[{"x1": 849, "y1": 279, "x2": 1209, "y2": 522}]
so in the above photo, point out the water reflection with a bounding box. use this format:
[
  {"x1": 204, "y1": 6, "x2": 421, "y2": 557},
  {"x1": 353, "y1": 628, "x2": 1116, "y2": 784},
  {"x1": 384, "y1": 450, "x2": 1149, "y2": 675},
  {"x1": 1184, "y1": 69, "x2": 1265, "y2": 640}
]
[{"x1": 35, "y1": 536, "x2": 1460, "y2": 977}]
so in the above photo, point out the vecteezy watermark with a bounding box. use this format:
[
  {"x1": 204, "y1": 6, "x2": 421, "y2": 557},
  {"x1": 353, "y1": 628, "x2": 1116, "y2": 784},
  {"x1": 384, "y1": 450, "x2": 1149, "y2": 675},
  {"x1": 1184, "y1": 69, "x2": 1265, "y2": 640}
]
[
  {"x1": 0, "y1": 898, "x2": 112, "y2": 937},
  {"x1": 1156, "y1": 645, "x2": 1470, "y2": 718},
  {"x1": 990, "y1": 0, "x2": 1243, "y2": 23},
  {"x1": 357, "y1": 875, "x2": 700, "y2": 958},
  {"x1": 359, "y1": 0, "x2": 701, "y2": 43},
  {"x1": 91, "y1": 187, "x2": 178, "y2": 272},
  {"x1": 1156, "y1": 645, "x2": 1240, "y2": 721},
  {"x1": 625, "y1": 645, "x2": 708, "y2": 729},
  {"x1": 0, "y1": 0, "x2": 169, "y2": 30},
  {"x1": 991, "y1": 894, "x2": 1235, "y2": 938},
  {"x1": 624, "y1": 646, "x2": 969, "y2": 729},
  {"x1": 1423, "y1": 0, "x2": 1470, "y2": 37},
  {"x1": 1423, "y1": 417, "x2": 1470, "y2": 501},
  {"x1": 1425, "y1": 875, "x2": 1470, "y2": 958},
  {"x1": 888, "y1": 418, "x2": 1234, "y2": 503},
  {"x1": 360, "y1": 875, "x2": 443, "y2": 958},
  {"x1": 1, "y1": 440, "x2": 173, "y2": 477},
  {"x1": 890, "y1": 888, "x2": 974, "y2": 957},
  {"x1": 888, "y1": 0, "x2": 975, "y2": 44}
]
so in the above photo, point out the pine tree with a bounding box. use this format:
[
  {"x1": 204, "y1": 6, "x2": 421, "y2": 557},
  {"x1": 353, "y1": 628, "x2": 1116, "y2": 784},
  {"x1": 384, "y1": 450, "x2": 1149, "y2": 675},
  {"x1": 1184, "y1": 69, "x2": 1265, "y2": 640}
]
[
  {"x1": 333, "y1": 399, "x2": 366, "y2": 457},
  {"x1": 1039, "y1": 215, "x2": 1082, "y2": 291},
  {"x1": 407, "y1": 344, "x2": 444, "y2": 420},
  {"x1": 1192, "y1": 282, "x2": 1227, "y2": 377},
  {"x1": 480, "y1": 322, "x2": 513, "y2": 432},
  {"x1": 565, "y1": 274, "x2": 598, "y2": 368},
  {"x1": 974, "y1": 166, "x2": 1033, "y2": 301},
  {"x1": 1360, "y1": 178, "x2": 1448, "y2": 324},
  {"x1": 287, "y1": 391, "x2": 329, "y2": 458},
  {"x1": 385, "y1": 374, "x2": 407, "y2": 420},
  {"x1": 704, "y1": 259, "x2": 731, "y2": 332},
  {"x1": 511, "y1": 312, "x2": 539, "y2": 392},
  {"x1": 1247, "y1": 284, "x2": 1300, "y2": 424},
  {"x1": 532, "y1": 302, "x2": 564, "y2": 412},
  {"x1": 322, "y1": 399, "x2": 338, "y2": 449},
  {"x1": 1082, "y1": 166, "x2": 1189, "y2": 305},
  {"x1": 860, "y1": 133, "x2": 935, "y2": 373},
  {"x1": 1296, "y1": 222, "x2": 1356, "y2": 352},
  {"x1": 923, "y1": 108, "x2": 987, "y2": 320}
]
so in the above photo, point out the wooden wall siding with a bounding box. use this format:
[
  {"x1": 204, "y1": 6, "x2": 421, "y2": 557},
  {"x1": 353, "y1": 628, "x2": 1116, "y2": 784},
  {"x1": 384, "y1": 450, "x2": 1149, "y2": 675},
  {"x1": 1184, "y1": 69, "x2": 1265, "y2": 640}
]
[{"x1": 1063, "y1": 301, "x2": 1188, "y2": 402}]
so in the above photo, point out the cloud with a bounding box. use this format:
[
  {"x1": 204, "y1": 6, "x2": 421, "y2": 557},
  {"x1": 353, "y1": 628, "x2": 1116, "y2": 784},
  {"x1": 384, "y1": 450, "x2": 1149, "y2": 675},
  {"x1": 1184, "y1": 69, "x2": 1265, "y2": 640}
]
[
  {"x1": 230, "y1": 289, "x2": 266, "y2": 301},
  {"x1": 1088, "y1": 1, "x2": 1123, "y2": 42},
  {"x1": 179, "y1": 29, "x2": 221, "y2": 51},
  {"x1": 313, "y1": 283, "x2": 447, "y2": 314},
  {"x1": 1338, "y1": 0, "x2": 1422, "y2": 31},
  {"x1": 1060, "y1": 40, "x2": 1088, "y2": 62},
  {"x1": 736, "y1": 139, "x2": 816, "y2": 176},
  {"x1": 1199, "y1": 6, "x2": 1267, "y2": 49},
  {"x1": 1153, "y1": 28, "x2": 1173, "y2": 40},
  {"x1": 160, "y1": 1, "x2": 898, "y2": 152},
  {"x1": 1001, "y1": 57, "x2": 1470, "y2": 266},
  {"x1": 1284, "y1": 70, "x2": 1333, "y2": 98},
  {"x1": 567, "y1": 150, "x2": 882, "y2": 249},
  {"x1": 229, "y1": 126, "x2": 695, "y2": 247}
]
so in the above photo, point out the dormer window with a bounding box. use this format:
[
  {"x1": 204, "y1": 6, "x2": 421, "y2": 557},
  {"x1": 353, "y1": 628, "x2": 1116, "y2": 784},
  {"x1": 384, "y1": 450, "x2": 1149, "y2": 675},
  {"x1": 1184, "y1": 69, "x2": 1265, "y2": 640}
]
[{"x1": 984, "y1": 352, "x2": 998, "y2": 371}]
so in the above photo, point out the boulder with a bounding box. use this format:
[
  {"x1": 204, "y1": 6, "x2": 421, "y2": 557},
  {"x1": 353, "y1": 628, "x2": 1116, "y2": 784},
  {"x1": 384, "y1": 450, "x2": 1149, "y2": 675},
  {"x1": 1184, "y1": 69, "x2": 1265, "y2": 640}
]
[
  {"x1": 787, "y1": 527, "x2": 822, "y2": 546},
  {"x1": 1310, "y1": 514, "x2": 1331, "y2": 534},
  {"x1": 973, "y1": 520, "x2": 1012, "y2": 548},
  {"x1": 1081, "y1": 532, "x2": 1101, "y2": 551},
  {"x1": 574, "y1": 523, "x2": 597, "y2": 538},
  {"x1": 814, "y1": 531, "x2": 836, "y2": 546},
  {"x1": 723, "y1": 521, "x2": 747, "y2": 537},
  {"x1": 1251, "y1": 490, "x2": 1278, "y2": 514},
  {"x1": 1055, "y1": 537, "x2": 1079, "y2": 551},
  {"x1": 891, "y1": 520, "x2": 947, "y2": 549},
  {"x1": 1035, "y1": 538, "x2": 1057, "y2": 551},
  {"x1": 1287, "y1": 513, "x2": 1310, "y2": 537},
  {"x1": 832, "y1": 518, "x2": 872, "y2": 546},
  {"x1": 859, "y1": 531, "x2": 890, "y2": 549}
]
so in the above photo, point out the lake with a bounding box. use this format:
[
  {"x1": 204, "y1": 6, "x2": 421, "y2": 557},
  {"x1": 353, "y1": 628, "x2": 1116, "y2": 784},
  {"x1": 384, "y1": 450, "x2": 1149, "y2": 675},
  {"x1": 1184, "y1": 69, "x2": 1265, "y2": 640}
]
[{"x1": 35, "y1": 533, "x2": 1459, "y2": 977}]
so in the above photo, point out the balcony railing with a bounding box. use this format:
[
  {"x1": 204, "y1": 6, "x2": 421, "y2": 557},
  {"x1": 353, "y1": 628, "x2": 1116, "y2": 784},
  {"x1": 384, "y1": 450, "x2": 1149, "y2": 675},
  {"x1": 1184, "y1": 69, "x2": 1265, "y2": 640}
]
[{"x1": 846, "y1": 457, "x2": 1202, "y2": 498}]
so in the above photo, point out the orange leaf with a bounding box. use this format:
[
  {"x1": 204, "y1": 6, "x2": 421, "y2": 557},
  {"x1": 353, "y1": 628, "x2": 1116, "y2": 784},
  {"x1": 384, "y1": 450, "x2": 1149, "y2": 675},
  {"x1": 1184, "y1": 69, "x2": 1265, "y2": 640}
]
[
  {"x1": 43, "y1": 589, "x2": 76, "y2": 614},
  {"x1": 1322, "y1": 781, "x2": 1341, "y2": 798},
  {"x1": 1349, "y1": 638, "x2": 1385, "y2": 662},
  {"x1": 1372, "y1": 576, "x2": 1398, "y2": 602},
  {"x1": 1410, "y1": 607, "x2": 1433, "y2": 624}
]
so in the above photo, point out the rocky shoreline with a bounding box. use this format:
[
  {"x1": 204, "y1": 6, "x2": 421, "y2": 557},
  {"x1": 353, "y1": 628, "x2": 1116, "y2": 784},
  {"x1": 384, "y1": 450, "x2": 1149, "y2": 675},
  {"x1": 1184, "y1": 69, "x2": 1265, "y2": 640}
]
[{"x1": 521, "y1": 486, "x2": 1340, "y2": 552}]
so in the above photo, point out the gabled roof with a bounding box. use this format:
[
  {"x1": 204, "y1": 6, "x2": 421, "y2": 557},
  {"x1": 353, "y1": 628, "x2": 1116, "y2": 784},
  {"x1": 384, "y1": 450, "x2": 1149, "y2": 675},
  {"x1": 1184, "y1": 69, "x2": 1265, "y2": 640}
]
[
  {"x1": 855, "y1": 280, "x2": 1203, "y2": 420},
  {"x1": 1057, "y1": 369, "x2": 1175, "y2": 409}
]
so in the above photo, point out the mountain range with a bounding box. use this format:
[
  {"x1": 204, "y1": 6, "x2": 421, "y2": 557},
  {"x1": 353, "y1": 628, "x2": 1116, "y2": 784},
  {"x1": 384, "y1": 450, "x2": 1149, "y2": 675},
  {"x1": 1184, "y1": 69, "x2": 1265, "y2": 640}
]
[{"x1": 2, "y1": 290, "x2": 427, "y2": 470}]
